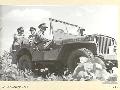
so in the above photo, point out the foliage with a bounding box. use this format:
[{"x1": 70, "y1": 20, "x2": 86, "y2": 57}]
[{"x1": 0, "y1": 51, "x2": 118, "y2": 81}]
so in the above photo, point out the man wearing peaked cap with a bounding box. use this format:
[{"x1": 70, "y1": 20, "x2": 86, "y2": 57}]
[
  {"x1": 38, "y1": 23, "x2": 48, "y2": 34},
  {"x1": 36, "y1": 23, "x2": 52, "y2": 51},
  {"x1": 37, "y1": 23, "x2": 49, "y2": 43}
]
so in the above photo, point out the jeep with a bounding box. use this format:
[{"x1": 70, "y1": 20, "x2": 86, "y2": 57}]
[{"x1": 11, "y1": 18, "x2": 117, "y2": 73}]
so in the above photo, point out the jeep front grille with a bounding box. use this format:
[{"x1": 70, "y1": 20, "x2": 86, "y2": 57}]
[{"x1": 91, "y1": 35, "x2": 116, "y2": 54}]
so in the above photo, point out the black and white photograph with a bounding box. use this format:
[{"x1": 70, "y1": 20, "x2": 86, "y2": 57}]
[{"x1": 0, "y1": 5, "x2": 118, "y2": 81}]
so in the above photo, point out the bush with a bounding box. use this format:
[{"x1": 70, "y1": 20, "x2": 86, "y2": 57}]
[{"x1": 0, "y1": 51, "x2": 118, "y2": 81}]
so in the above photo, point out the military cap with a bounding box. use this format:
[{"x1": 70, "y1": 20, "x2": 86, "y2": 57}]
[
  {"x1": 38, "y1": 23, "x2": 48, "y2": 29},
  {"x1": 30, "y1": 27, "x2": 36, "y2": 31}
]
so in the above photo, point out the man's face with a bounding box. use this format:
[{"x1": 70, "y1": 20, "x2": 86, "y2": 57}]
[
  {"x1": 39, "y1": 27, "x2": 47, "y2": 35},
  {"x1": 40, "y1": 26, "x2": 47, "y2": 31},
  {"x1": 18, "y1": 31, "x2": 24, "y2": 35},
  {"x1": 43, "y1": 27, "x2": 47, "y2": 31}
]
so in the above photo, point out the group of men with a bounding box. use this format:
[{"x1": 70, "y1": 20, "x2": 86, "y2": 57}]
[
  {"x1": 28, "y1": 23, "x2": 48, "y2": 45},
  {"x1": 13, "y1": 23, "x2": 49, "y2": 50}
]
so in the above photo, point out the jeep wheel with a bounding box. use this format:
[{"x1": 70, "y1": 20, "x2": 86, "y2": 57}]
[
  {"x1": 67, "y1": 48, "x2": 94, "y2": 73},
  {"x1": 18, "y1": 55, "x2": 32, "y2": 71}
]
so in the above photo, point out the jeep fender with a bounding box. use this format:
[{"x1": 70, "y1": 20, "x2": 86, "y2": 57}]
[{"x1": 57, "y1": 42, "x2": 97, "y2": 64}]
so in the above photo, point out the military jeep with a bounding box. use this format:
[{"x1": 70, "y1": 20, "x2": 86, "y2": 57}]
[{"x1": 11, "y1": 18, "x2": 117, "y2": 73}]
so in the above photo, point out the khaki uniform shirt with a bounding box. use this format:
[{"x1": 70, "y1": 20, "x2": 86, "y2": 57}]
[{"x1": 13, "y1": 34, "x2": 25, "y2": 45}]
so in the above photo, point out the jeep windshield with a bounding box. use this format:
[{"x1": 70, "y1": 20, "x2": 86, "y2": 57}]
[{"x1": 49, "y1": 18, "x2": 85, "y2": 41}]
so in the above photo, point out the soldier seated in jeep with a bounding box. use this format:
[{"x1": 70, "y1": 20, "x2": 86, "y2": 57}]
[
  {"x1": 12, "y1": 27, "x2": 25, "y2": 50},
  {"x1": 30, "y1": 23, "x2": 52, "y2": 50},
  {"x1": 28, "y1": 27, "x2": 37, "y2": 45}
]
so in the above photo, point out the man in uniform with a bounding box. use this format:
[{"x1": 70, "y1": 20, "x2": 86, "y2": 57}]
[
  {"x1": 36, "y1": 23, "x2": 49, "y2": 50},
  {"x1": 28, "y1": 27, "x2": 37, "y2": 45},
  {"x1": 38, "y1": 23, "x2": 48, "y2": 38},
  {"x1": 13, "y1": 27, "x2": 25, "y2": 46}
]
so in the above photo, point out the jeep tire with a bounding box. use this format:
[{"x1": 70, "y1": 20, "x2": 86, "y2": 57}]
[{"x1": 18, "y1": 55, "x2": 32, "y2": 71}]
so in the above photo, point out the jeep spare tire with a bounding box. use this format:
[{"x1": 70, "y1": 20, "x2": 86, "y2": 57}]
[{"x1": 67, "y1": 48, "x2": 94, "y2": 72}]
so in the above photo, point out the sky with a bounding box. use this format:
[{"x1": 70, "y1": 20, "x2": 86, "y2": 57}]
[{"x1": 0, "y1": 5, "x2": 118, "y2": 55}]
